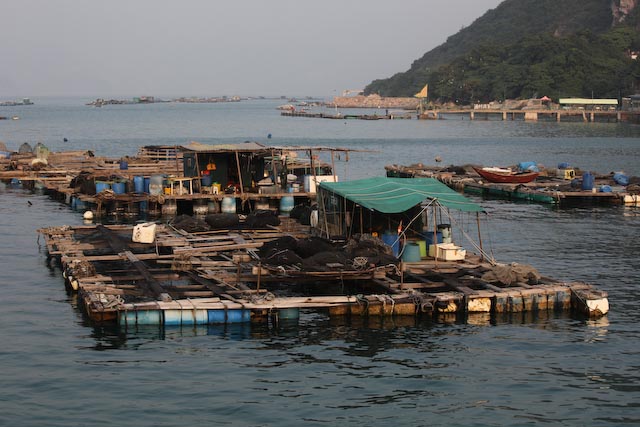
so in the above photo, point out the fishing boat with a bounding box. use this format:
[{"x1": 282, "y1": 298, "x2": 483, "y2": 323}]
[{"x1": 473, "y1": 166, "x2": 539, "y2": 184}]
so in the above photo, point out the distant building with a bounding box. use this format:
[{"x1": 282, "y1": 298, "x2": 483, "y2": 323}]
[{"x1": 558, "y1": 98, "x2": 618, "y2": 110}]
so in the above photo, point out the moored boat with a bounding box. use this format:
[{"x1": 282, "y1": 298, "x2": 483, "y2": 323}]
[{"x1": 473, "y1": 166, "x2": 539, "y2": 184}]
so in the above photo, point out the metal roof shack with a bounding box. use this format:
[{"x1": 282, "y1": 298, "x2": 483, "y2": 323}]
[{"x1": 316, "y1": 177, "x2": 485, "y2": 244}]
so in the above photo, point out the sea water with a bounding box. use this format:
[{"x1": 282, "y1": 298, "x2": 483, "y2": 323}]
[{"x1": 1, "y1": 98, "x2": 639, "y2": 426}]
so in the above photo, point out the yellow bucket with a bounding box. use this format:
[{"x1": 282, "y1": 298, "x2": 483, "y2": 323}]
[{"x1": 417, "y1": 240, "x2": 427, "y2": 258}]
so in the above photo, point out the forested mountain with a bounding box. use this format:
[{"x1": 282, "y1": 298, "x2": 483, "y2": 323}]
[{"x1": 364, "y1": 0, "x2": 640, "y2": 103}]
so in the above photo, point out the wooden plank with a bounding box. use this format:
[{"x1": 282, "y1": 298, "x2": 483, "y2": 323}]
[{"x1": 96, "y1": 225, "x2": 171, "y2": 301}]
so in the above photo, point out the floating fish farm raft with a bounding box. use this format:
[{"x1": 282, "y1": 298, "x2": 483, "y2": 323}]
[
  {"x1": 4, "y1": 142, "x2": 610, "y2": 328},
  {"x1": 39, "y1": 213, "x2": 609, "y2": 329},
  {"x1": 386, "y1": 163, "x2": 640, "y2": 207},
  {"x1": 0, "y1": 141, "x2": 355, "y2": 218}
]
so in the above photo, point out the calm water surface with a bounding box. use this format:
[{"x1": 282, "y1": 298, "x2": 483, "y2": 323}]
[{"x1": 1, "y1": 99, "x2": 639, "y2": 426}]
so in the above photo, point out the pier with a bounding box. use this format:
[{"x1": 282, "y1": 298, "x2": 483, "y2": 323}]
[
  {"x1": 419, "y1": 109, "x2": 639, "y2": 123},
  {"x1": 281, "y1": 110, "x2": 413, "y2": 120}
]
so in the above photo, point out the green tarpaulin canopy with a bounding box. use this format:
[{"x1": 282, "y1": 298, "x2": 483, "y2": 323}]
[{"x1": 319, "y1": 177, "x2": 484, "y2": 213}]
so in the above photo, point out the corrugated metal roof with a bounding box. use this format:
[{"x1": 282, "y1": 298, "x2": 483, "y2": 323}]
[
  {"x1": 181, "y1": 141, "x2": 268, "y2": 152},
  {"x1": 319, "y1": 177, "x2": 484, "y2": 213},
  {"x1": 559, "y1": 98, "x2": 618, "y2": 105}
]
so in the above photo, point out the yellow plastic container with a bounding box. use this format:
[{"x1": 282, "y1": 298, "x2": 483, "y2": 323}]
[{"x1": 417, "y1": 240, "x2": 427, "y2": 258}]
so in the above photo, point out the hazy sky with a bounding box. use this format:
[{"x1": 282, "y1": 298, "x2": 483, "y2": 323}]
[{"x1": 2, "y1": 0, "x2": 503, "y2": 98}]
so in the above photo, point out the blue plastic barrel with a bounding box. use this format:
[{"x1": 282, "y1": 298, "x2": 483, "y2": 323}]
[
  {"x1": 149, "y1": 174, "x2": 164, "y2": 195},
  {"x1": 208, "y1": 309, "x2": 250, "y2": 324},
  {"x1": 133, "y1": 176, "x2": 145, "y2": 193},
  {"x1": 111, "y1": 181, "x2": 126, "y2": 194},
  {"x1": 582, "y1": 172, "x2": 594, "y2": 191},
  {"x1": 119, "y1": 160, "x2": 128, "y2": 170},
  {"x1": 402, "y1": 243, "x2": 421, "y2": 262},
  {"x1": 119, "y1": 310, "x2": 161, "y2": 326},
  {"x1": 164, "y1": 309, "x2": 208, "y2": 326},
  {"x1": 279, "y1": 196, "x2": 294, "y2": 215},
  {"x1": 382, "y1": 232, "x2": 400, "y2": 257},
  {"x1": 221, "y1": 197, "x2": 236, "y2": 213},
  {"x1": 95, "y1": 181, "x2": 110, "y2": 193},
  {"x1": 613, "y1": 172, "x2": 629, "y2": 186},
  {"x1": 73, "y1": 198, "x2": 87, "y2": 210},
  {"x1": 275, "y1": 308, "x2": 300, "y2": 320},
  {"x1": 425, "y1": 231, "x2": 443, "y2": 247},
  {"x1": 201, "y1": 174, "x2": 213, "y2": 186},
  {"x1": 599, "y1": 185, "x2": 612, "y2": 193},
  {"x1": 143, "y1": 177, "x2": 150, "y2": 193},
  {"x1": 518, "y1": 161, "x2": 538, "y2": 172},
  {"x1": 557, "y1": 162, "x2": 570, "y2": 169}
]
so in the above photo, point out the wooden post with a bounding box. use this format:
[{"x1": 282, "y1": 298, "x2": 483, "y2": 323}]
[
  {"x1": 331, "y1": 150, "x2": 336, "y2": 182},
  {"x1": 309, "y1": 149, "x2": 318, "y2": 192},
  {"x1": 174, "y1": 145, "x2": 180, "y2": 174},
  {"x1": 256, "y1": 262, "x2": 261, "y2": 291},
  {"x1": 195, "y1": 152, "x2": 202, "y2": 193},
  {"x1": 235, "y1": 150, "x2": 244, "y2": 195}
]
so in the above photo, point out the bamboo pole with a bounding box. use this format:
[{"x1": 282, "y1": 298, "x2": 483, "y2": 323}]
[{"x1": 476, "y1": 212, "x2": 484, "y2": 262}]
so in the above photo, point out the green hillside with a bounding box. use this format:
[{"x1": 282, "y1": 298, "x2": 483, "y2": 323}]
[{"x1": 365, "y1": 0, "x2": 640, "y2": 103}]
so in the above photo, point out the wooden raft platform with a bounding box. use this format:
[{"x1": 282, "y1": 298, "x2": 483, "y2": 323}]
[
  {"x1": 1, "y1": 145, "x2": 339, "y2": 217},
  {"x1": 386, "y1": 164, "x2": 640, "y2": 207},
  {"x1": 38, "y1": 222, "x2": 609, "y2": 327}
]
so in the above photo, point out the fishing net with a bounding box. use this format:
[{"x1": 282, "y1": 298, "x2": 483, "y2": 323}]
[
  {"x1": 481, "y1": 262, "x2": 541, "y2": 286},
  {"x1": 205, "y1": 213, "x2": 240, "y2": 229},
  {"x1": 244, "y1": 210, "x2": 280, "y2": 228}
]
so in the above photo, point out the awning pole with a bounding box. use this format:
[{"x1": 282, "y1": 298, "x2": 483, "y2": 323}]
[
  {"x1": 433, "y1": 204, "x2": 438, "y2": 269},
  {"x1": 476, "y1": 212, "x2": 484, "y2": 262}
]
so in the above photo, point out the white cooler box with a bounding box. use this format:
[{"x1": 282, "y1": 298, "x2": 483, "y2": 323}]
[
  {"x1": 132, "y1": 222, "x2": 157, "y2": 244},
  {"x1": 428, "y1": 243, "x2": 466, "y2": 261}
]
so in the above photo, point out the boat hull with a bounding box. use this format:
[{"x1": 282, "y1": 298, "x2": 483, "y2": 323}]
[{"x1": 473, "y1": 167, "x2": 539, "y2": 184}]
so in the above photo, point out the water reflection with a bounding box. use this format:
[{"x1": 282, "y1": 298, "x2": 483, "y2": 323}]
[{"x1": 80, "y1": 308, "x2": 609, "y2": 355}]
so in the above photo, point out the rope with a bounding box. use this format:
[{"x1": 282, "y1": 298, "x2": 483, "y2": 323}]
[
  {"x1": 355, "y1": 294, "x2": 369, "y2": 312},
  {"x1": 441, "y1": 208, "x2": 497, "y2": 265},
  {"x1": 374, "y1": 294, "x2": 395, "y2": 315},
  {"x1": 393, "y1": 199, "x2": 436, "y2": 249},
  {"x1": 351, "y1": 256, "x2": 369, "y2": 270},
  {"x1": 249, "y1": 291, "x2": 276, "y2": 303}
]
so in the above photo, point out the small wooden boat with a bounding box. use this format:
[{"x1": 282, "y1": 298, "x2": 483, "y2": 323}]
[{"x1": 473, "y1": 166, "x2": 539, "y2": 184}]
